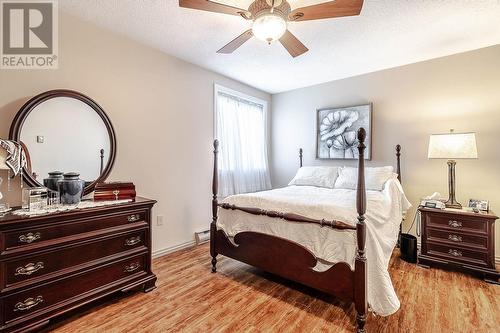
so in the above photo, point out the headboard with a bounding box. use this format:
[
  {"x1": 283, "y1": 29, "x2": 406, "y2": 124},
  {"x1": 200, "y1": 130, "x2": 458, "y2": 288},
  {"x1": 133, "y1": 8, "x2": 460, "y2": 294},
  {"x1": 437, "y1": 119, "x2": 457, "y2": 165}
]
[{"x1": 298, "y1": 145, "x2": 403, "y2": 184}]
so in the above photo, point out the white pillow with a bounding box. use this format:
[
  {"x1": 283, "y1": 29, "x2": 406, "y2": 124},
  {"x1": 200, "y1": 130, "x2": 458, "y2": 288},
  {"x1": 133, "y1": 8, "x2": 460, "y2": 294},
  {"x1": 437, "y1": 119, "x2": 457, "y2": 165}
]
[
  {"x1": 334, "y1": 166, "x2": 395, "y2": 191},
  {"x1": 288, "y1": 166, "x2": 339, "y2": 188}
]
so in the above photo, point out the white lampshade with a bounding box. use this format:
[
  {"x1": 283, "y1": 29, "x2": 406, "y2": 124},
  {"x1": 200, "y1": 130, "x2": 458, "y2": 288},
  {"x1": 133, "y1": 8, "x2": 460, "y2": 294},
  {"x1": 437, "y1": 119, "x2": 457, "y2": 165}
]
[{"x1": 428, "y1": 131, "x2": 478, "y2": 159}]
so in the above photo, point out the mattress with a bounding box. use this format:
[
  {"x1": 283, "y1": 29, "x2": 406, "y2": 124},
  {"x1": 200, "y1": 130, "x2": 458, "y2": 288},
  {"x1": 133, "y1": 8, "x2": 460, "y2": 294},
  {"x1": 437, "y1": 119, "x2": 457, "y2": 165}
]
[{"x1": 217, "y1": 178, "x2": 411, "y2": 316}]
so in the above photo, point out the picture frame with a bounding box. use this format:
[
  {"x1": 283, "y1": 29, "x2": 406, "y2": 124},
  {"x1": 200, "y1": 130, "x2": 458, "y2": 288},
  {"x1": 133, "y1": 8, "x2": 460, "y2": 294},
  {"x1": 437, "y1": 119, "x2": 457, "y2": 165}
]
[
  {"x1": 316, "y1": 104, "x2": 372, "y2": 160},
  {"x1": 468, "y1": 198, "x2": 489, "y2": 212}
]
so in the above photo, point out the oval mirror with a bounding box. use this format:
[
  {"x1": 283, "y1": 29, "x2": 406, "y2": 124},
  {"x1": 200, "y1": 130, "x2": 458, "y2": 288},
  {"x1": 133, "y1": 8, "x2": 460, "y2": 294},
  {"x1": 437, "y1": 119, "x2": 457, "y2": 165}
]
[{"x1": 9, "y1": 90, "x2": 116, "y2": 195}]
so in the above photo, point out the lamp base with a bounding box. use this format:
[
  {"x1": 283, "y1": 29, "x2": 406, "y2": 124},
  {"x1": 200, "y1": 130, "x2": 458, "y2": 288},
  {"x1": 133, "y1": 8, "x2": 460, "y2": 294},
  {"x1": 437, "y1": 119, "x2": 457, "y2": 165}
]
[
  {"x1": 445, "y1": 160, "x2": 462, "y2": 209},
  {"x1": 444, "y1": 199, "x2": 462, "y2": 210}
]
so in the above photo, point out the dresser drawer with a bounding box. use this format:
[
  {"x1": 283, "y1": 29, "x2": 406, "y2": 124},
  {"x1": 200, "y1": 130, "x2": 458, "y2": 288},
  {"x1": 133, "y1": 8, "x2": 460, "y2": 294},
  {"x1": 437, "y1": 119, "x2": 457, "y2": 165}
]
[
  {"x1": 2, "y1": 210, "x2": 147, "y2": 251},
  {"x1": 426, "y1": 213, "x2": 486, "y2": 234},
  {"x1": 426, "y1": 242, "x2": 488, "y2": 267},
  {"x1": 426, "y1": 228, "x2": 487, "y2": 250},
  {"x1": 3, "y1": 229, "x2": 146, "y2": 289},
  {"x1": 3, "y1": 254, "x2": 147, "y2": 323}
]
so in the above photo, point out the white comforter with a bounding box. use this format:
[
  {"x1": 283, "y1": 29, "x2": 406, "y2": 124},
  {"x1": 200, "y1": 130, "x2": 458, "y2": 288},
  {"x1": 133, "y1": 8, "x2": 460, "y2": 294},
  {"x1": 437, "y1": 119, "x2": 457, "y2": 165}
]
[{"x1": 217, "y1": 178, "x2": 411, "y2": 316}]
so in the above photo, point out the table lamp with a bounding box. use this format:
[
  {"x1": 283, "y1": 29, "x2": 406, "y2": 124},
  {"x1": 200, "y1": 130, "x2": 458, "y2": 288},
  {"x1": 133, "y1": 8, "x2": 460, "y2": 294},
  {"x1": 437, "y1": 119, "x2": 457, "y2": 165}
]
[{"x1": 428, "y1": 129, "x2": 478, "y2": 209}]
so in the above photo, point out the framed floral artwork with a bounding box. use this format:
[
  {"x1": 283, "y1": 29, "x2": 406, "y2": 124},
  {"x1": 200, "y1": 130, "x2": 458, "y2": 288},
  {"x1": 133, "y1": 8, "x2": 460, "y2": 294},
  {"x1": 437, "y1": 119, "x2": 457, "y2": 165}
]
[{"x1": 316, "y1": 104, "x2": 372, "y2": 160}]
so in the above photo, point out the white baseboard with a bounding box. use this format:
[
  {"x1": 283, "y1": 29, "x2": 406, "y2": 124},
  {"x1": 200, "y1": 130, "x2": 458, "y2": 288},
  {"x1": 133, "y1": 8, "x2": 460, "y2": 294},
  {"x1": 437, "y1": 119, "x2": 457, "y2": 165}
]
[{"x1": 152, "y1": 240, "x2": 196, "y2": 259}]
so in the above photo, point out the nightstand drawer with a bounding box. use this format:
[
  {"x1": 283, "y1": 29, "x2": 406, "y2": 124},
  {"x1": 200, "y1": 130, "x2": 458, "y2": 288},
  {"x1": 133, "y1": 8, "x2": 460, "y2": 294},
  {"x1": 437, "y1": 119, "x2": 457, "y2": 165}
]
[
  {"x1": 426, "y1": 242, "x2": 488, "y2": 266},
  {"x1": 427, "y1": 228, "x2": 487, "y2": 250},
  {"x1": 426, "y1": 213, "x2": 486, "y2": 234}
]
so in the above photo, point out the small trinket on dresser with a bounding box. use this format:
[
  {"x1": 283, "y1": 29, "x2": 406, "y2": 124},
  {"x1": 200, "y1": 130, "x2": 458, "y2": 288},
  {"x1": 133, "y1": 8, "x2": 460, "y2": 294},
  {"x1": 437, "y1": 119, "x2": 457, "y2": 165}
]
[
  {"x1": 22, "y1": 187, "x2": 48, "y2": 211},
  {"x1": 468, "y1": 198, "x2": 489, "y2": 212},
  {"x1": 94, "y1": 182, "x2": 136, "y2": 201}
]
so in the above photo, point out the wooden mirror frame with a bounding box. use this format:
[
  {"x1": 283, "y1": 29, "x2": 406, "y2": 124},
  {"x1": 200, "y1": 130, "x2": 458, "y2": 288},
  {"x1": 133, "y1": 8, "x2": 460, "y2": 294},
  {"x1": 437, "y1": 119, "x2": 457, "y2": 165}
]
[{"x1": 9, "y1": 89, "x2": 117, "y2": 195}]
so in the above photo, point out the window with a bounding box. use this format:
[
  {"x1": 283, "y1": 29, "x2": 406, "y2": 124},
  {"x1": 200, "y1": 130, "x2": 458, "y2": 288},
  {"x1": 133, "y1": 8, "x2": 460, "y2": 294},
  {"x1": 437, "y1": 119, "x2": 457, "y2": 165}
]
[{"x1": 214, "y1": 84, "x2": 271, "y2": 197}]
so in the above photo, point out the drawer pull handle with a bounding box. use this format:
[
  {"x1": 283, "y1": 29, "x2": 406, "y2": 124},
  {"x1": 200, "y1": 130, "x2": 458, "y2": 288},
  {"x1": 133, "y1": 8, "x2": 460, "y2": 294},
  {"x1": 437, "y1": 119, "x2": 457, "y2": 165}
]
[
  {"x1": 125, "y1": 236, "x2": 141, "y2": 246},
  {"x1": 448, "y1": 235, "x2": 462, "y2": 242},
  {"x1": 15, "y1": 262, "x2": 45, "y2": 276},
  {"x1": 18, "y1": 232, "x2": 41, "y2": 244},
  {"x1": 448, "y1": 249, "x2": 462, "y2": 257},
  {"x1": 448, "y1": 220, "x2": 462, "y2": 228},
  {"x1": 127, "y1": 214, "x2": 140, "y2": 222},
  {"x1": 124, "y1": 262, "x2": 140, "y2": 273},
  {"x1": 14, "y1": 296, "x2": 43, "y2": 312}
]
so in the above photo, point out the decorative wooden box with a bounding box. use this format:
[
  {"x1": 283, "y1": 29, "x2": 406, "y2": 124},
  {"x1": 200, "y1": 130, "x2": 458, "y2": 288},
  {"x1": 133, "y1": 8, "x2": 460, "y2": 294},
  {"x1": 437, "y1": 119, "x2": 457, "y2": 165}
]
[{"x1": 94, "y1": 182, "x2": 136, "y2": 201}]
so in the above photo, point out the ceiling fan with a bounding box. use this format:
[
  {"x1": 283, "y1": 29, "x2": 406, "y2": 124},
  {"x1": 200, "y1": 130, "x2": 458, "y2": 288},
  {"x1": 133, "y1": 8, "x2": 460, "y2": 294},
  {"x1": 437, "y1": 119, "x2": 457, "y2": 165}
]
[{"x1": 179, "y1": 0, "x2": 364, "y2": 57}]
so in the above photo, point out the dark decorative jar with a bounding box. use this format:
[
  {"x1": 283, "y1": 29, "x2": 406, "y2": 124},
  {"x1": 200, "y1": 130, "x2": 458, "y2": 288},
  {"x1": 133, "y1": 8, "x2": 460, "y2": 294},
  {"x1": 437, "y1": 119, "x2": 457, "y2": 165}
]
[
  {"x1": 43, "y1": 171, "x2": 64, "y2": 192},
  {"x1": 58, "y1": 172, "x2": 85, "y2": 205}
]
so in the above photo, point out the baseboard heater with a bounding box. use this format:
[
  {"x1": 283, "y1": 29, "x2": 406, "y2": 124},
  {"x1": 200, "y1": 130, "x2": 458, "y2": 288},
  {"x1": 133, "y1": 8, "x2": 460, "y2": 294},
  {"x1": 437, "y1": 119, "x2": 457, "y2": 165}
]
[{"x1": 195, "y1": 229, "x2": 210, "y2": 245}]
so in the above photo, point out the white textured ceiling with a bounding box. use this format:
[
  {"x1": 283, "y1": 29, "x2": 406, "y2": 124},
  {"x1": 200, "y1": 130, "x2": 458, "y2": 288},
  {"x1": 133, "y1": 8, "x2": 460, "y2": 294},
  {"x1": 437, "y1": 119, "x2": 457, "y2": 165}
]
[{"x1": 60, "y1": 0, "x2": 500, "y2": 94}]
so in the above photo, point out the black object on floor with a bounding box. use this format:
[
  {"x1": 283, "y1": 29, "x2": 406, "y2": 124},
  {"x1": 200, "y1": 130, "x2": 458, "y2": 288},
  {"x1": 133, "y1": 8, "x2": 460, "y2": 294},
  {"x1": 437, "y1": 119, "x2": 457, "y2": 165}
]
[{"x1": 400, "y1": 233, "x2": 417, "y2": 263}]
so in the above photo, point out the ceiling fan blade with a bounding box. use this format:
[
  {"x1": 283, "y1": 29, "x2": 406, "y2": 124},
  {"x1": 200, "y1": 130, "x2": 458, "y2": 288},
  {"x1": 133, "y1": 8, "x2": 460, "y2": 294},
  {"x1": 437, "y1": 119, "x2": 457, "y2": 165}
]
[
  {"x1": 289, "y1": 0, "x2": 363, "y2": 21},
  {"x1": 279, "y1": 30, "x2": 308, "y2": 58},
  {"x1": 179, "y1": 0, "x2": 250, "y2": 18},
  {"x1": 217, "y1": 30, "x2": 253, "y2": 54}
]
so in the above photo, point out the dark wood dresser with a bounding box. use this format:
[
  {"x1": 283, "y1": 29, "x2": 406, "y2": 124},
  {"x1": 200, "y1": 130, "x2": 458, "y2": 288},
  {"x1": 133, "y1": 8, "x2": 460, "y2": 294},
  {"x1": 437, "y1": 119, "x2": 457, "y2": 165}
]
[
  {"x1": 0, "y1": 197, "x2": 157, "y2": 332},
  {"x1": 418, "y1": 207, "x2": 499, "y2": 283}
]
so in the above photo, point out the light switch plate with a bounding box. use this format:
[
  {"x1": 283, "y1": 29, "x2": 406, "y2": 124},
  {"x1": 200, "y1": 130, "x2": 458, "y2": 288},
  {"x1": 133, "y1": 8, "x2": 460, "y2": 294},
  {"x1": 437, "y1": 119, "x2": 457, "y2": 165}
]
[{"x1": 157, "y1": 215, "x2": 164, "y2": 226}]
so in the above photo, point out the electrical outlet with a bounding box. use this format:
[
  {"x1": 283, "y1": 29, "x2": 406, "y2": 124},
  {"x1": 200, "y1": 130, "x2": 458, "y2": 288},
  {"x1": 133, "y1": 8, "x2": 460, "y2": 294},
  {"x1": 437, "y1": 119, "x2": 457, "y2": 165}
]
[{"x1": 156, "y1": 215, "x2": 164, "y2": 226}]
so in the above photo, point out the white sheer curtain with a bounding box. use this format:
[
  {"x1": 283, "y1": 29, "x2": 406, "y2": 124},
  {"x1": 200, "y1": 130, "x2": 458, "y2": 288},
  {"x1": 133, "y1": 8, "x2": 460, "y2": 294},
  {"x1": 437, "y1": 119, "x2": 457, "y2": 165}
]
[{"x1": 215, "y1": 90, "x2": 271, "y2": 197}]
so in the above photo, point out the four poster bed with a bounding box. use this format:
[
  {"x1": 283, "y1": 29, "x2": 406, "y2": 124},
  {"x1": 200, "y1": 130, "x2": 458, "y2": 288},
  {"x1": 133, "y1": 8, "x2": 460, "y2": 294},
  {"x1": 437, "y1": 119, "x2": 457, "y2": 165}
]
[{"x1": 210, "y1": 128, "x2": 405, "y2": 333}]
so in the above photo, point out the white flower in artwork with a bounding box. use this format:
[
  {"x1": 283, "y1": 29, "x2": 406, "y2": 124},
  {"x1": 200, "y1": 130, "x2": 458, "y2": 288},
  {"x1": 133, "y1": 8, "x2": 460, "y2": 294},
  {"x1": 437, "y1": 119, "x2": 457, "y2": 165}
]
[{"x1": 320, "y1": 110, "x2": 359, "y2": 158}]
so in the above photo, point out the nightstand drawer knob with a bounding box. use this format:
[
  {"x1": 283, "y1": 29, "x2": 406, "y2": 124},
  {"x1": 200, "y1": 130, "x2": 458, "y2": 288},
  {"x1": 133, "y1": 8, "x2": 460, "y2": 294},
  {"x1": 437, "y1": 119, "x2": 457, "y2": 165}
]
[
  {"x1": 448, "y1": 234, "x2": 462, "y2": 242},
  {"x1": 448, "y1": 220, "x2": 462, "y2": 228},
  {"x1": 448, "y1": 249, "x2": 462, "y2": 257}
]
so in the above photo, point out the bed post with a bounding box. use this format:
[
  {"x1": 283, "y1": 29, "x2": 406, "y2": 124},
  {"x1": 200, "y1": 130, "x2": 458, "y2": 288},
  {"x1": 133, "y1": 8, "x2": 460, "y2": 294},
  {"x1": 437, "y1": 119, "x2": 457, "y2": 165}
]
[
  {"x1": 396, "y1": 144, "x2": 401, "y2": 183},
  {"x1": 396, "y1": 144, "x2": 402, "y2": 247},
  {"x1": 299, "y1": 148, "x2": 303, "y2": 168},
  {"x1": 211, "y1": 139, "x2": 219, "y2": 273},
  {"x1": 354, "y1": 128, "x2": 368, "y2": 333}
]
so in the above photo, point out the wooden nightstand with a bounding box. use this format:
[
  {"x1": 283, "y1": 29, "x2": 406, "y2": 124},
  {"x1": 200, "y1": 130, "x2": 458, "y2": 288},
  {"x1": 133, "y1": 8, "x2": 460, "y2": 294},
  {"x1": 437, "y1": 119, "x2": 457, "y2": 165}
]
[{"x1": 418, "y1": 207, "x2": 499, "y2": 284}]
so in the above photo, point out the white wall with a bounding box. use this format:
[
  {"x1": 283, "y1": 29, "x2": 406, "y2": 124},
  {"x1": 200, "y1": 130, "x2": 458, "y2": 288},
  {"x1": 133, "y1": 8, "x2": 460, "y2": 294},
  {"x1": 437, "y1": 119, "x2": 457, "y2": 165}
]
[
  {"x1": 271, "y1": 45, "x2": 500, "y2": 258},
  {"x1": 0, "y1": 13, "x2": 271, "y2": 254}
]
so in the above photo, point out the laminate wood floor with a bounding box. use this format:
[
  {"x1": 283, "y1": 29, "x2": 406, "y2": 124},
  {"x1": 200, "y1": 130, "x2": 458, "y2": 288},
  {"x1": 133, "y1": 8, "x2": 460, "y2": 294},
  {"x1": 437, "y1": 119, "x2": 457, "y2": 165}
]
[{"x1": 45, "y1": 244, "x2": 500, "y2": 333}]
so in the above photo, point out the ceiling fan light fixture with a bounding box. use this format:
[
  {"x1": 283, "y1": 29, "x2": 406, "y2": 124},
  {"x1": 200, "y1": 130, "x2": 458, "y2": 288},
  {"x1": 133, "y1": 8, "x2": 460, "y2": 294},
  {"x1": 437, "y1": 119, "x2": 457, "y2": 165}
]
[{"x1": 252, "y1": 13, "x2": 287, "y2": 44}]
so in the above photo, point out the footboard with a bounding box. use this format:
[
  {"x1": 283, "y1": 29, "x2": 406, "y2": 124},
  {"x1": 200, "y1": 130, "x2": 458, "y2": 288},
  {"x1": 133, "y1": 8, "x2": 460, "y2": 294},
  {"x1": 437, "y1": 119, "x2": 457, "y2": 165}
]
[
  {"x1": 216, "y1": 229, "x2": 355, "y2": 301},
  {"x1": 210, "y1": 128, "x2": 369, "y2": 333}
]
